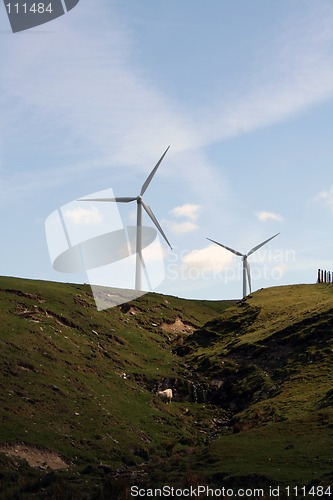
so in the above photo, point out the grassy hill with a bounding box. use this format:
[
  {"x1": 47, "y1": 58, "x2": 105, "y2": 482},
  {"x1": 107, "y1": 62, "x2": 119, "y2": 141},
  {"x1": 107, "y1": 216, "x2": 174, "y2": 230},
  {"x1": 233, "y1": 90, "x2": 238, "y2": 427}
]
[
  {"x1": 0, "y1": 277, "x2": 332, "y2": 498},
  {"x1": 175, "y1": 284, "x2": 333, "y2": 492}
]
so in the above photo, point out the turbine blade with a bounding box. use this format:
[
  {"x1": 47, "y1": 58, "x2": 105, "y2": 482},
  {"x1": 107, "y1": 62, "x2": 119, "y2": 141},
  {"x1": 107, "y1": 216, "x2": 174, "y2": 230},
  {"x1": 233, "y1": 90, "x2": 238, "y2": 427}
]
[
  {"x1": 140, "y1": 146, "x2": 170, "y2": 196},
  {"x1": 245, "y1": 259, "x2": 252, "y2": 294},
  {"x1": 77, "y1": 197, "x2": 136, "y2": 203},
  {"x1": 141, "y1": 200, "x2": 172, "y2": 249},
  {"x1": 206, "y1": 238, "x2": 243, "y2": 257},
  {"x1": 247, "y1": 232, "x2": 280, "y2": 256}
]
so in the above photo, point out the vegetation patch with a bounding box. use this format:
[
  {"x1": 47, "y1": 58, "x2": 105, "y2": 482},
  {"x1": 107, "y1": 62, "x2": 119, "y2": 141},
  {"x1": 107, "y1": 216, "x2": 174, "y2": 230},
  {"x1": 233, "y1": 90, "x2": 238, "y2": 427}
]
[{"x1": 0, "y1": 277, "x2": 332, "y2": 497}]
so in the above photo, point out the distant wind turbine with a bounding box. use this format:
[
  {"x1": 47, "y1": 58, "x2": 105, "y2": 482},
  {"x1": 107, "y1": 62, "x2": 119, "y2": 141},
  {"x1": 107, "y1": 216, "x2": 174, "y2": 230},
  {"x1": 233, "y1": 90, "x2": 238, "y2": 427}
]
[
  {"x1": 78, "y1": 146, "x2": 172, "y2": 291},
  {"x1": 207, "y1": 233, "x2": 280, "y2": 298}
]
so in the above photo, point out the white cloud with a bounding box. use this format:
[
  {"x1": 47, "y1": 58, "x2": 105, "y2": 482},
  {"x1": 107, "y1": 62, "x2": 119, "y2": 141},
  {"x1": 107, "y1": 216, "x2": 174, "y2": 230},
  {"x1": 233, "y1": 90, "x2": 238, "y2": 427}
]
[
  {"x1": 64, "y1": 206, "x2": 102, "y2": 225},
  {"x1": 182, "y1": 244, "x2": 234, "y2": 273},
  {"x1": 170, "y1": 204, "x2": 203, "y2": 221},
  {"x1": 167, "y1": 203, "x2": 203, "y2": 234},
  {"x1": 316, "y1": 185, "x2": 333, "y2": 213},
  {"x1": 256, "y1": 211, "x2": 284, "y2": 222}
]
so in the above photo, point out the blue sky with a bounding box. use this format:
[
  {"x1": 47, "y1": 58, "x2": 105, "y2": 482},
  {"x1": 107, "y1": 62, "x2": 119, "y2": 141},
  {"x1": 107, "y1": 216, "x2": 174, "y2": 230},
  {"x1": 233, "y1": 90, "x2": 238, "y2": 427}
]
[{"x1": 1, "y1": 0, "x2": 333, "y2": 300}]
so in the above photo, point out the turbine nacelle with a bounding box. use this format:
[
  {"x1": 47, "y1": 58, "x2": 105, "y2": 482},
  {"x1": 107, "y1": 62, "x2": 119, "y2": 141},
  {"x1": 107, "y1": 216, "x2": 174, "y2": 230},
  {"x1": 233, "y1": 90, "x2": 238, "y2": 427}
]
[{"x1": 207, "y1": 233, "x2": 280, "y2": 298}]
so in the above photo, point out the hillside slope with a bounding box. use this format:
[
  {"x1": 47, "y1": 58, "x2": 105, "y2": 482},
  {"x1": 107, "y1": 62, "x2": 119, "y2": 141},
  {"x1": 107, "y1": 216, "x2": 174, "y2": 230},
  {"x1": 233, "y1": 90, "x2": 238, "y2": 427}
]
[
  {"x1": 177, "y1": 284, "x2": 333, "y2": 490},
  {"x1": 0, "y1": 276, "x2": 234, "y2": 498},
  {"x1": 0, "y1": 278, "x2": 332, "y2": 498}
]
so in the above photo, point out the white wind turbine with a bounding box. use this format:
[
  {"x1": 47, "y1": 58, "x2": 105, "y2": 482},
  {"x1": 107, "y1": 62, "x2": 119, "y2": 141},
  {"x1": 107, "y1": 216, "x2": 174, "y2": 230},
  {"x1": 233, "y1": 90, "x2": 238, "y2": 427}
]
[
  {"x1": 79, "y1": 147, "x2": 172, "y2": 291},
  {"x1": 207, "y1": 233, "x2": 280, "y2": 298}
]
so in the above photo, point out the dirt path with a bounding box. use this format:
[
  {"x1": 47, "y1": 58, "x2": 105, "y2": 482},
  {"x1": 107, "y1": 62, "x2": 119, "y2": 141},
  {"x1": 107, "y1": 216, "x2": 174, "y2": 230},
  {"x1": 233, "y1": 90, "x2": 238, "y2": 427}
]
[
  {"x1": 0, "y1": 444, "x2": 69, "y2": 470},
  {"x1": 160, "y1": 317, "x2": 195, "y2": 334}
]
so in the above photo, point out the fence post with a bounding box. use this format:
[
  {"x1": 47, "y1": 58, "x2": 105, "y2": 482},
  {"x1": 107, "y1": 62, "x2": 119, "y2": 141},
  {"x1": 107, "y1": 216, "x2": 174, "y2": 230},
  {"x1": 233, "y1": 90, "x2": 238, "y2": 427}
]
[{"x1": 317, "y1": 269, "x2": 333, "y2": 284}]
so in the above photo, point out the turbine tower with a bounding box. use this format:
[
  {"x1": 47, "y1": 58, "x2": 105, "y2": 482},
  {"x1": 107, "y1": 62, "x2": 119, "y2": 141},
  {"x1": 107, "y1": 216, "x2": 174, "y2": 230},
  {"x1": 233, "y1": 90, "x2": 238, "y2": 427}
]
[
  {"x1": 79, "y1": 147, "x2": 172, "y2": 291},
  {"x1": 207, "y1": 233, "x2": 279, "y2": 298}
]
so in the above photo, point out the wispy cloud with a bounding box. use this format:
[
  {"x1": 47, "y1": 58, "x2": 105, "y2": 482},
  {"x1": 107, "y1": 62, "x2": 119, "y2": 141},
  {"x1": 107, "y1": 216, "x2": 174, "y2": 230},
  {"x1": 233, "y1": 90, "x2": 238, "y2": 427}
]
[
  {"x1": 0, "y1": 3, "x2": 220, "y2": 204},
  {"x1": 256, "y1": 211, "x2": 284, "y2": 222},
  {"x1": 2, "y1": 3, "x2": 333, "y2": 208},
  {"x1": 3, "y1": 4, "x2": 333, "y2": 161},
  {"x1": 64, "y1": 206, "x2": 102, "y2": 225},
  {"x1": 198, "y1": 5, "x2": 333, "y2": 145},
  {"x1": 0, "y1": 4, "x2": 199, "y2": 166}
]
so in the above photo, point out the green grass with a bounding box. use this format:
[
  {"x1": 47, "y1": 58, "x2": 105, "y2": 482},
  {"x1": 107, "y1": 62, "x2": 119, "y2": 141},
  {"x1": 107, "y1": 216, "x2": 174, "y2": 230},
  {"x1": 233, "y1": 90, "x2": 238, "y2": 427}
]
[
  {"x1": 172, "y1": 283, "x2": 333, "y2": 493},
  {"x1": 0, "y1": 278, "x2": 234, "y2": 471},
  {"x1": 0, "y1": 277, "x2": 332, "y2": 497}
]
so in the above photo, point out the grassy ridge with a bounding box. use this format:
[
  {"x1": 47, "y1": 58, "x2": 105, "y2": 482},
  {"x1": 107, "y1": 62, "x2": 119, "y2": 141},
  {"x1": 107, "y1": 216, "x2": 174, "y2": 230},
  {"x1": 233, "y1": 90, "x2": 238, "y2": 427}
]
[
  {"x1": 178, "y1": 284, "x2": 333, "y2": 490},
  {"x1": 0, "y1": 278, "x2": 332, "y2": 497}
]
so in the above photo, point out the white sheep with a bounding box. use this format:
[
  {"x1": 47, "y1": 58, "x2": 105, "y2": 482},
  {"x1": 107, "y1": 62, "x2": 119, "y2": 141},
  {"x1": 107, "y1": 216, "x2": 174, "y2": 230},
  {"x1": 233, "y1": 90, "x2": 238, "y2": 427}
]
[{"x1": 156, "y1": 388, "x2": 173, "y2": 403}]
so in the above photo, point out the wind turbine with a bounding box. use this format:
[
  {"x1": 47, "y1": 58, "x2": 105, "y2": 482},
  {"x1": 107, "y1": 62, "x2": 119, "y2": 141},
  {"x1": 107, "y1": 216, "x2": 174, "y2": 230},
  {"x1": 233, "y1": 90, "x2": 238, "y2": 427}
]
[
  {"x1": 78, "y1": 146, "x2": 172, "y2": 291},
  {"x1": 207, "y1": 233, "x2": 280, "y2": 298}
]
